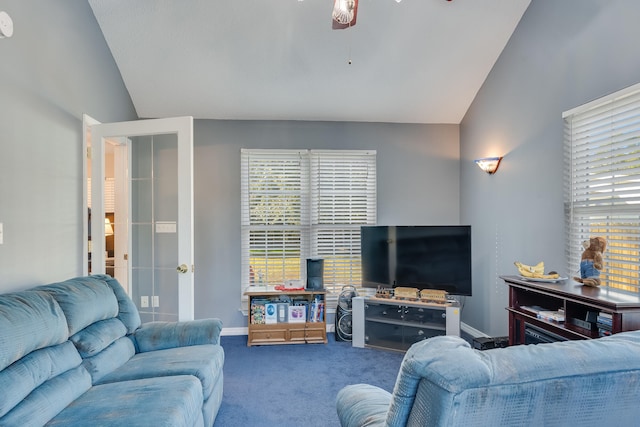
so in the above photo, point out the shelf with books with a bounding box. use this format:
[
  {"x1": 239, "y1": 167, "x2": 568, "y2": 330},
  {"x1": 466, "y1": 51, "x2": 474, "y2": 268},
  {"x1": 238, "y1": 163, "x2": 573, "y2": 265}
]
[
  {"x1": 245, "y1": 289, "x2": 327, "y2": 346},
  {"x1": 502, "y1": 275, "x2": 640, "y2": 345}
]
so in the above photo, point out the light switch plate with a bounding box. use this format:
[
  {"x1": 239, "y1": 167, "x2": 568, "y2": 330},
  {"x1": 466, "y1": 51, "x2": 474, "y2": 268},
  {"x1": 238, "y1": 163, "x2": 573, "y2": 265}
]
[{"x1": 0, "y1": 222, "x2": 3, "y2": 244}]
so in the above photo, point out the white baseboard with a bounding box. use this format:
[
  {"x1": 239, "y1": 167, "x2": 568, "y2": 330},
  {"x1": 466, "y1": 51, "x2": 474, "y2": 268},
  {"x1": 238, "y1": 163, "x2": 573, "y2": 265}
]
[
  {"x1": 220, "y1": 327, "x2": 247, "y2": 336},
  {"x1": 222, "y1": 323, "x2": 487, "y2": 338},
  {"x1": 460, "y1": 322, "x2": 489, "y2": 338},
  {"x1": 221, "y1": 324, "x2": 335, "y2": 336}
]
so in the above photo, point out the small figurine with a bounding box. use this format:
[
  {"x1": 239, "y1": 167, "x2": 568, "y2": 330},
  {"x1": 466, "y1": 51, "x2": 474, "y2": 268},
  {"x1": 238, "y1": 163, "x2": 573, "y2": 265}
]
[{"x1": 573, "y1": 237, "x2": 606, "y2": 287}]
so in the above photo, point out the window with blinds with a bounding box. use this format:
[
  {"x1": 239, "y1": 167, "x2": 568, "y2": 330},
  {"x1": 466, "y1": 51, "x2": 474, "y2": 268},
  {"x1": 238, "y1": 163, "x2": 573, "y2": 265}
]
[
  {"x1": 241, "y1": 149, "x2": 377, "y2": 308},
  {"x1": 563, "y1": 83, "x2": 640, "y2": 293}
]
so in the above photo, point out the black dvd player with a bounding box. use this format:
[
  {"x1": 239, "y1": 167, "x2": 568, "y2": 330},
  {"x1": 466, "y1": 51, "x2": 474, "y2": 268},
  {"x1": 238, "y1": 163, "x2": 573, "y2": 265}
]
[{"x1": 524, "y1": 323, "x2": 567, "y2": 344}]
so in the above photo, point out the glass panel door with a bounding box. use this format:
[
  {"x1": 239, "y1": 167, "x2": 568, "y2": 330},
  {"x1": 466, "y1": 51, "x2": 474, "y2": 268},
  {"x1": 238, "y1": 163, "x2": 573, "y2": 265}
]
[
  {"x1": 89, "y1": 117, "x2": 194, "y2": 322},
  {"x1": 130, "y1": 133, "x2": 179, "y2": 322}
]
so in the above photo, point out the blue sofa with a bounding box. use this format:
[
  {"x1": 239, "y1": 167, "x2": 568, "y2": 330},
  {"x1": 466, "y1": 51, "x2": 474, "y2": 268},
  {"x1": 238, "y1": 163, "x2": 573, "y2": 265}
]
[
  {"x1": 337, "y1": 333, "x2": 640, "y2": 426},
  {"x1": 0, "y1": 275, "x2": 224, "y2": 427}
]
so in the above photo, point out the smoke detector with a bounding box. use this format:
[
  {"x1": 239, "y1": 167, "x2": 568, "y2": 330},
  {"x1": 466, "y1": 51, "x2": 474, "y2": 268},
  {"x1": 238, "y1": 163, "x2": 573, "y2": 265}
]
[{"x1": 0, "y1": 11, "x2": 14, "y2": 39}]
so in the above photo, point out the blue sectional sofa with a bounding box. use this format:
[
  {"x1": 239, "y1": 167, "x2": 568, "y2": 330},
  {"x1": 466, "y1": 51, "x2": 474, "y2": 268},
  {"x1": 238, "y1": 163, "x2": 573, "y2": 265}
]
[
  {"x1": 337, "y1": 333, "x2": 640, "y2": 426},
  {"x1": 0, "y1": 275, "x2": 224, "y2": 427}
]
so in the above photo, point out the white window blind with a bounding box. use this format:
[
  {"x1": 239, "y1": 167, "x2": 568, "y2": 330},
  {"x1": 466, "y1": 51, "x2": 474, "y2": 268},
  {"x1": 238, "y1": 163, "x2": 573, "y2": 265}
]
[
  {"x1": 564, "y1": 83, "x2": 640, "y2": 293},
  {"x1": 310, "y1": 150, "x2": 377, "y2": 304},
  {"x1": 87, "y1": 177, "x2": 116, "y2": 213},
  {"x1": 241, "y1": 149, "x2": 376, "y2": 309}
]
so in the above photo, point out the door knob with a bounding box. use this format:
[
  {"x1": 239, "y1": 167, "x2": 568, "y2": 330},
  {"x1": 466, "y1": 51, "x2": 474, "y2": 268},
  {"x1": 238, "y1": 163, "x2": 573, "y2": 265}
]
[{"x1": 176, "y1": 264, "x2": 189, "y2": 274}]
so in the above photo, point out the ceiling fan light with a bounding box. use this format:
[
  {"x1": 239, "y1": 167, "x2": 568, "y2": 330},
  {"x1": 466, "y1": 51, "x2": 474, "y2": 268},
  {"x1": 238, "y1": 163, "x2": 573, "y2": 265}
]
[
  {"x1": 332, "y1": 0, "x2": 355, "y2": 24},
  {"x1": 332, "y1": 0, "x2": 358, "y2": 29}
]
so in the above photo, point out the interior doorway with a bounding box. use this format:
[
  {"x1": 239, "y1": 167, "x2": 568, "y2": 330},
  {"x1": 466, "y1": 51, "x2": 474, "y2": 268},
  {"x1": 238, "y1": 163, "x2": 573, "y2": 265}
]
[
  {"x1": 83, "y1": 115, "x2": 195, "y2": 322},
  {"x1": 84, "y1": 115, "x2": 130, "y2": 291}
]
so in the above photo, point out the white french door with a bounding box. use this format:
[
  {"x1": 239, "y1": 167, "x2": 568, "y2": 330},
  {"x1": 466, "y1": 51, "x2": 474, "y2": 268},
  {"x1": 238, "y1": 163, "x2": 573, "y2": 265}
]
[{"x1": 87, "y1": 116, "x2": 194, "y2": 322}]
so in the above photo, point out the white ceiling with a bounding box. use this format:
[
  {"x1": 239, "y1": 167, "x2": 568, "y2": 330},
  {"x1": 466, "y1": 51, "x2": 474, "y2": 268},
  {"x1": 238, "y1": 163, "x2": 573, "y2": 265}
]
[{"x1": 89, "y1": 0, "x2": 530, "y2": 124}]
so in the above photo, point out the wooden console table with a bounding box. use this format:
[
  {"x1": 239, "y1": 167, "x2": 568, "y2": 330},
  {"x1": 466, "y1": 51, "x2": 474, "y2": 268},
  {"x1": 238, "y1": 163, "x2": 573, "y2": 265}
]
[{"x1": 502, "y1": 275, "x2": 640, "y2": 345}]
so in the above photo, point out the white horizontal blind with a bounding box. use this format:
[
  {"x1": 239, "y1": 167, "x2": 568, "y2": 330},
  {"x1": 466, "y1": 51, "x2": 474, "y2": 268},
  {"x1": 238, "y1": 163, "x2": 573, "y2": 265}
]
[
  {"x1": 310, "y1": 150, "x2": 377, "y2": 305},
  {"x1": 87, "y1": 177, "x2": 115, "y2": 213},
  {"x1": 564, "y1": 83, "x2": 640, "y2": 293},
  {"x1": 241, "y1": 150, "x2": 309, "y2": 298},
  {"x1": 240, "y1": 149, "x2": 376, "y2": 309}
]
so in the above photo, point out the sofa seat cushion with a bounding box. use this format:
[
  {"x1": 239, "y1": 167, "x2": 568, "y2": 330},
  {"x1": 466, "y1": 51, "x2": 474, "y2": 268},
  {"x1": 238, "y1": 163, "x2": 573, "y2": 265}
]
[
  {"x1": 95, "y1": 344, "x2": 224, "y2": 400},
  {"x1": 46, "y1": 375, "x2": 204, "y2": 427}
]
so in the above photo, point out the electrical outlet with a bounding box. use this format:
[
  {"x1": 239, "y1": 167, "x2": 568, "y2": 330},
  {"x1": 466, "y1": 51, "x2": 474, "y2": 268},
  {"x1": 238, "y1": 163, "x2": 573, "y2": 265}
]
[
  {"x1": 141, "y1": 296, "x2": 149, "y2": 308},
  {"x1": 152, "y1": 296, "x2": 160, "y2": 307}
]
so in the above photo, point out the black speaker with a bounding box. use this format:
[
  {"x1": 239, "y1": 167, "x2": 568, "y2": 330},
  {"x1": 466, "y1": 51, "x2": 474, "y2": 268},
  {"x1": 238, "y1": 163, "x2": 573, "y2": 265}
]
[{"x1": 306, "y1": 258, "x2": 324, "y2": 290}]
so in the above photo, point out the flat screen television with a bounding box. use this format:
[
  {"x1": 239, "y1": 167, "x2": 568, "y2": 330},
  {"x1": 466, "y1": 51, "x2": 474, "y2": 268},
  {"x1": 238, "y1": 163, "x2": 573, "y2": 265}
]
[{"x1": 360, "y1": 225, "x2": 472, "y2": 296}]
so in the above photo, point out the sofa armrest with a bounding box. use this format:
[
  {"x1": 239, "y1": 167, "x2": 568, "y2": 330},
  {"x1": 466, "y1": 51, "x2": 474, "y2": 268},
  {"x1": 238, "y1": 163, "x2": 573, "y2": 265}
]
[
  {"x1": 133, "y1": 318, "x2": 223, "y2": 353},
  {"x1": 336, "y1": 384, "x2": 391, "y2": 427}
]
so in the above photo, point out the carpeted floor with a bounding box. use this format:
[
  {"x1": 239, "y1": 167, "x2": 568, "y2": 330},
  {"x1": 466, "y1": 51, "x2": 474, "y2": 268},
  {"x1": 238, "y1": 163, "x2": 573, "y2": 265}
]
[{"x1": 213, "y1": 333, "x2": 404, "y2": 427}]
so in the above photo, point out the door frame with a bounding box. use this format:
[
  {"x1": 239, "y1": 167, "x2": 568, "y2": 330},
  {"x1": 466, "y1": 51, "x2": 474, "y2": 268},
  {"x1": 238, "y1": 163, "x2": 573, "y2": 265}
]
[{"x1": 85, "y1": 116, "x2": 195, "y2": 321}]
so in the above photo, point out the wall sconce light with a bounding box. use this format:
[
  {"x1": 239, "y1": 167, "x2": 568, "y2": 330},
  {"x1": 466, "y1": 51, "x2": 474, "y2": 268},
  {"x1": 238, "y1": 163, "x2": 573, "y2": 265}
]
[
  {"x1": 474, "y1": 156, "x2": 503, "y2": 175},
  {"x1": 105, "y1": 218, "x2": 114, "y2": 236}
]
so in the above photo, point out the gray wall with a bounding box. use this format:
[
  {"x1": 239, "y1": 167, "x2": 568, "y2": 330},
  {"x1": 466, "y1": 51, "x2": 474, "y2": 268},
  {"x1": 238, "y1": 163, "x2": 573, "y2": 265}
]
[
  {"x1": 0, "y1": 1, "x2": 137, "y2": 291},
  {"x1": 192, "y1": 120, "x2": 460, "y2": 328},
  {"x1": 460, "y1": 0, "x2": 640, "y2": 336}
]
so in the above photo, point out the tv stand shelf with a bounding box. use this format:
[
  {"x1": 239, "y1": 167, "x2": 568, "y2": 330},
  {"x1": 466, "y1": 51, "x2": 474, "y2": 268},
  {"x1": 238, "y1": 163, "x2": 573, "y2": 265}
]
[
  {"x1": 352, "y1": 297, "x2": 460, "y2": 352},
  {"x1": 502, "y1": 275, "x2": 640, "y2": 345}
]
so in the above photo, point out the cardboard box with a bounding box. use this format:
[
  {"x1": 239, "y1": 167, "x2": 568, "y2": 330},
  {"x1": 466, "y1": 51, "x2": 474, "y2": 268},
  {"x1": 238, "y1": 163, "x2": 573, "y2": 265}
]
[
  {"x1": 265, "y1": 303, "x2": 278, "y2": 324},
  {"x1": 288, "y1": 305, "x2": 306, "y2": 323}
]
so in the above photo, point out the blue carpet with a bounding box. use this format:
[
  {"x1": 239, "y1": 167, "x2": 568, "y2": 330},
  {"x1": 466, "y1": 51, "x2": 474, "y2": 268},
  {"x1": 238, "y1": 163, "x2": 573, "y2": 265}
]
[{"x1": 213, "y1": 333, "x2": 404, "y2": 427}]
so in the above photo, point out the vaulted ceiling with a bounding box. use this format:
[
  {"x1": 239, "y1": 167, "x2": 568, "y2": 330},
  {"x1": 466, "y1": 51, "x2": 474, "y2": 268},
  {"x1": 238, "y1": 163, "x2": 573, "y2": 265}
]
[{"x1": 89, "y1": 0, "x2": 530, "y2": 124}]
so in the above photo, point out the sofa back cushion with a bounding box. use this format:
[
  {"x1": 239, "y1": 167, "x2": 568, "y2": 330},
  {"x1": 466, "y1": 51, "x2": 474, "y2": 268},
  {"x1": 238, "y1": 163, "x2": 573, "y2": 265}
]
[
  {"x1": 39, "y1": 276, "x2": 144, "y2": 384},
  {"x1": 395, "y1": 332, "x2": 640, "y2": 426},
  {"x1": 0, "y1": 276, "x2": 144, "y2": 425},
  {"x1": 38, "y1": 276, "x2": 120, "y2": 335},
  {"x1": 0, "y1": 289, "x2": 91, "y2": 426},
  {"x1": 0, "y1": 341, "x2": 86, "y2": 418},
  {"x1": 0, "y1": 290, "x2": 69, "y2": 371},
  {"x1": 98, "y1": 274, "x2": 141, "y2": 333},
  {"x1": 2, "y1": 365, "x2": 91, "y2": 426},
  {"x1": 70, "y1": 318, "x2": 128, "y2": 358},
  {"x1": 385, "y1": 335, "x2": 483, "y2": 425},
  {"x1": 82, "y1": 336, "x2": 137, "y2": 383}
]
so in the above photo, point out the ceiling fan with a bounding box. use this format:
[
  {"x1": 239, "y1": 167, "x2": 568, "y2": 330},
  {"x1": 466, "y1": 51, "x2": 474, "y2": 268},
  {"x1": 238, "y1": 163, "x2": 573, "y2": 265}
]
[{"x1": 331, "y1": 0, "x2": 452, "y2": 30}]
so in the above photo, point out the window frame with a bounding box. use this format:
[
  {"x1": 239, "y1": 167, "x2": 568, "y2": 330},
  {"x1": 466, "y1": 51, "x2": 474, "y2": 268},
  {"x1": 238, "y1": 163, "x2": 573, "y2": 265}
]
[
  {"x1": 563, "y1": 82, "x2": 640, "y2": 293},
  {"x1": 240, "y1": 148, "x2": 377, "y2": 310}
]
